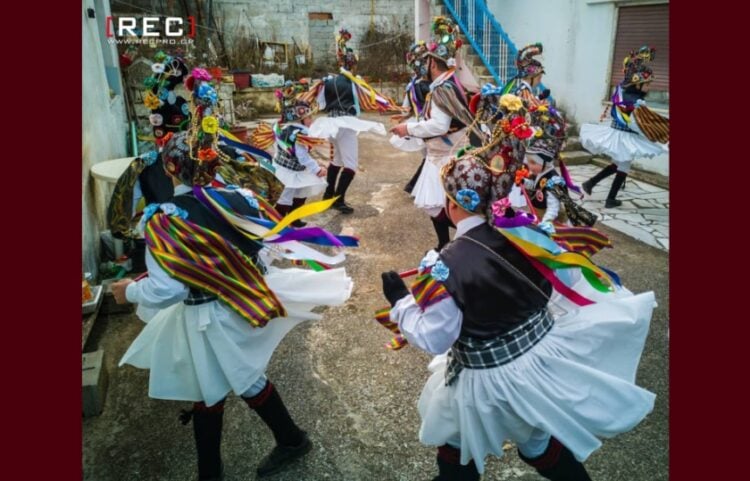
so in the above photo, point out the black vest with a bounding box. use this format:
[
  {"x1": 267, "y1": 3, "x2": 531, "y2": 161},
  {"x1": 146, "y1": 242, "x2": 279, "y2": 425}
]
[
  {"x1": 273, "y1": 125, "x2": 305, "y2": 171},
  {"x1": 139, "y1": 153, "x2": 174, "y2": 205},
  {"x1": 412, "y1": 78, "x2": 431, "y2": 106},
  {"x1": 170, "y1": 189, "x2": 263, "y2": 262},
  {"x1": 323, "y1": 75, "x2": 357, "y2": 116},
  {"x1": 439, "y1": 222, "x2": 552, "y2": 338}
]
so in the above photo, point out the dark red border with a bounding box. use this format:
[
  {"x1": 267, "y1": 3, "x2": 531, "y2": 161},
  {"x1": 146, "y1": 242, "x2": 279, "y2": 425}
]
[
  {"x1": 7, "y1": 1, "x2": 82, "y2": 478},
  {"x1": 7, "y1": 2, "x2": 740, "y2": 479},
  {"x1": 670, "y1": 3, "x2": 742, "y2": 479}
]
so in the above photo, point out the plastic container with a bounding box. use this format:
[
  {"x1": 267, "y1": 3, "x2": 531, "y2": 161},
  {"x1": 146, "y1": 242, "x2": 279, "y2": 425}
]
[{"x1": 82, "y1": 285, "x2": 103, "y2": 315}]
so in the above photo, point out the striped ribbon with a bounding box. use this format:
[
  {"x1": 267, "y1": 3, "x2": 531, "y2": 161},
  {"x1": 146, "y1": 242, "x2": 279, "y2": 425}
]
[
  {"x1": 551, "y1": 226, "x2": 612, "y2": 258},
  {"x1": 193, "y1": 187, "x2": 351, "y2": 267},
  {"x1": 145, "y1": 213, "x2": 286, "y2": 327},
  {"x1": 250, "y1": 123, "x2": 275, "y2": 151},
  {"x1": 633, "y1": 105, "x2": 669, "y2": 143},
  {"x1": 339, "y1": 68, "x2": 406, "y2": 113},
  {"x1": 497, "y1": 227, "x2": 616, "y2": 293},
  {"x1": 372, "y1": 266, "x2": 451, "y2": 350},
  {"x1": 610, "y1": 85, "x2": 633, "y2": 129}
]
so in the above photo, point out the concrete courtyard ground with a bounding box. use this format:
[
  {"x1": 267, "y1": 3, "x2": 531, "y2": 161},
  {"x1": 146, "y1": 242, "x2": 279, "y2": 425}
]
[{"x1": 83, "y1": 113, "x2": 668, "y2": 480}]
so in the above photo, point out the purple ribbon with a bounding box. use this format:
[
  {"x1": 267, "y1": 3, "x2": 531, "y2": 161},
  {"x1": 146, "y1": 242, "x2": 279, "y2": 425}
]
[
  {"x1": 266, "y1": 226, "x2": 359, "y2": 247},
  {"x1": 493, "y1": 211, "x2": 537, "y2": 228}
]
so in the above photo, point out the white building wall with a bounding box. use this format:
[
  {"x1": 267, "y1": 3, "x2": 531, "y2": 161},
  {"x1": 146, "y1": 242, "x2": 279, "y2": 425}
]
[
  {"x1": 484, "y1": 0, "x2": 668, "y2": 177},
  {"x1": 83, "y1": 0, "x2": 130, "y2": 276}
]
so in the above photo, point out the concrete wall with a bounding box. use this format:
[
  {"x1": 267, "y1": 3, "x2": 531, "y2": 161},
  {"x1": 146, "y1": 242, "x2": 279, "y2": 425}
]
[
  {"x1": 484, "y1": 0, "x2": 668, "y2": 177},
  {"x1": 234, "y1": 81, "x2": 405, "y2": 115},
  {"x1": 215, "y1": 0, "x2": 414, "y2": 65},
  {"x1": 83, "y1": 0, "x2": 130, "y2": 277}
]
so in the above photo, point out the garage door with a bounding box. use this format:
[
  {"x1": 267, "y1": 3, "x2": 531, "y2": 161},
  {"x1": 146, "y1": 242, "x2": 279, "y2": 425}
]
[{"x1": 610, "y1": 4, "x2": 669, "y2": 94}]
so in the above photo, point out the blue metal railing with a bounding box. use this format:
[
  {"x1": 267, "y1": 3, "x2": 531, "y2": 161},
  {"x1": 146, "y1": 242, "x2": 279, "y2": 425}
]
[{"x1": 443, "y1": 0, "x2": 549, "y2": 95}]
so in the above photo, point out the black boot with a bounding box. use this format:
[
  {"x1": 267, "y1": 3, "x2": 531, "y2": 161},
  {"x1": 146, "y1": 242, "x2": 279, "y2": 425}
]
[
  {"x1": 431, "y1": 445, "x2": 480, "y2": 481},
  {"x1": 431, "y1": 215, "x2": 452, "y2": 252},
  {"x1": 333, "y1": 168, "x2": 355, "y2": 214},
  {"x1": 323, "y1": 165, "x2": 341, "y2": 200},
  {"x1": 518, "y1": 437, "x2": 591, "y2": 481},
  {"x1": 290, "y1": 198, "x2": 308, "y2": 228},
  {"x1": 183, "y1": 400, "x2": 226, "y2": 481},
  {"x1": 275, "y1": 203, "x2": 292, "y2": 218},
  {"x1": 244, "y1": 381, "x2": 312, "y2": 478},
  {"x1": 605, "y1": 171, "x2": 627, "y2": 208},
  {"x1": 582, "y1": 163, "x2": 617, "y2": 195},
  {"x1": 404, "y1": 158, "x2": 426, "y2": 194}
]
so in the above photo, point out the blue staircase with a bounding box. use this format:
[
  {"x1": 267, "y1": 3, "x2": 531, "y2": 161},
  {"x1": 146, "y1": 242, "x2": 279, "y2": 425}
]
[{"x1": 438, "y1": 0, "x2": 549, "y2": 94}]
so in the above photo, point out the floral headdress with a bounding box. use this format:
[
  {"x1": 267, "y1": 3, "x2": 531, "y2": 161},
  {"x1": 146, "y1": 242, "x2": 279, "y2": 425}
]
[
  {"x1": 143, "y1": 51, "x2": 191, "y2": 140},
  {"x1": 161, "y1": 68, "x2": 237, "y2": 186},
  {"x1": 515, "y1": 43, "x2": 544, "y2": 79},
  {"x1": 469, "y1": 93, "x2": 533, "y2": 167},
  {"x1": 622, "y1": 46, "x2": 655, "y2": 87},
  {"x1": 423, "y1": 16, "x2": 463, "y2": 67},
  {"x1": 525, "y1": 102, "x2": 567, "y2": 161},
  {"x1": 275, "y1": 81, "x2": 312, "y2": 123},
  {"x1": 405, "y1": 41, "x2": 429, "y2": 76},
  {"x1": 441, "y1": 156, "x2": 496, "y2": 217}
]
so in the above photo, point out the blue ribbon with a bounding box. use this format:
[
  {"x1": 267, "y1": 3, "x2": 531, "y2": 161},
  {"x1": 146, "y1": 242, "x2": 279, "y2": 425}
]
[
  {"x1": 500, "y1": 226, "x2": 564, "y2": 255},
  {"x1": 481, "y1": 83, "x2": 504, "y2": 98},
  {"x1": 218, "y1": 135, "x2": 276, "y2": 173}
]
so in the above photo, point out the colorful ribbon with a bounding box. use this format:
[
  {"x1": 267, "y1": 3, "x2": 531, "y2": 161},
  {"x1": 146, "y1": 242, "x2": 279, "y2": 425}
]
[{"x1": 145, "y1": 213, "x2": 286, "y2": 327}]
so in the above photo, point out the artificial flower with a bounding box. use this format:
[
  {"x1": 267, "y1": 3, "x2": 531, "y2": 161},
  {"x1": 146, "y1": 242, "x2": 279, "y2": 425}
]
[
  {"x1": 201, "y1": 117, "x2": 219, "y2": 134},
  {"x1": 430, "y1": 260, "x2": 450, "y2": 282},
  {"x1": 456, "y1": 188, "x2": 481, "y2": 212},
  {"x1": 197, "y1": 148, "x2": 218, "y2": 162},
  {"x1": 143, "y1": 91, "x2": 161, "y2": 109},
  {"x1": 191, "y1": 68, "x2": 212, "y2": 81},
  {"x1": 500, "y1": 94, "x2": 523, "y2": 112}
]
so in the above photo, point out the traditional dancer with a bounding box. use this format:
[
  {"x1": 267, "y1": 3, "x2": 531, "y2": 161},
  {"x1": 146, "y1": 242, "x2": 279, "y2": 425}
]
[
  {"x1": 580, "y1": 46, "x2": 669, "y2": 208},
  {"x1": 522, "y1": 102, "x2": 598, "y2": 233},
  {"x1": 502, "y1": 43, "x2": 551, "y2": 108},
  {"x1": 110, "y1": 73, "x2": 355, "y2": 481},
  {"x1": 301, "y1": 28, "x2": 400, "y2": 214},
  {"x1": 380, "y1": 151, "x2": 656, "y2": 480},
  {"x1": 390, "y1": 16, "x2": 480, "y2": 251},
  {"x1": 397, "y1": 41, "x2": 432, "y2": 193},
  {"x1": 271, "y1": 84, "x2": 328, "y2": 227}
]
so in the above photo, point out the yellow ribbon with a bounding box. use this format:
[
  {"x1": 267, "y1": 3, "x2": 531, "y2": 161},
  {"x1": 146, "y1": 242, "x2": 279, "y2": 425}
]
[
  {"x1": 262, "y1": 197, "x2": 338, "y2": 237},
  {"x1": 340, "y1": 68, "x2": 377, "y2": 104},
  {"x1": 198, "y1": 188, "x2": 338, "y2": 241},
  {"x1": 219, "y1": 128, "x2": 241, "y2": 143}
]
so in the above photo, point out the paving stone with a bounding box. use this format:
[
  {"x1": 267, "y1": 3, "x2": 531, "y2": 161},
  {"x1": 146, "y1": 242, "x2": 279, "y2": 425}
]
[
  {"x1": 602, "y1": 219, "x2": 661, "y2": 249},
  {"x1": 609, "y1": 213, "x2": 647, "y2": 224}
]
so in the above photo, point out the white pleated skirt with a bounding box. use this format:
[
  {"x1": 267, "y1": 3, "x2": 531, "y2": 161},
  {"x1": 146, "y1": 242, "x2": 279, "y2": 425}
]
[
  {"x1": 272, "y1": 162, "x2": 327, "y2": 198},
  {"x1": 119, "y1": 266, "x2": 353, "y2": 406},
  {"x1": 417, "y1": 283, "x2": 657, "y2": 473},
  {"x1": 580, "y1": 123, "x2": 667, "y2": 171}
]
